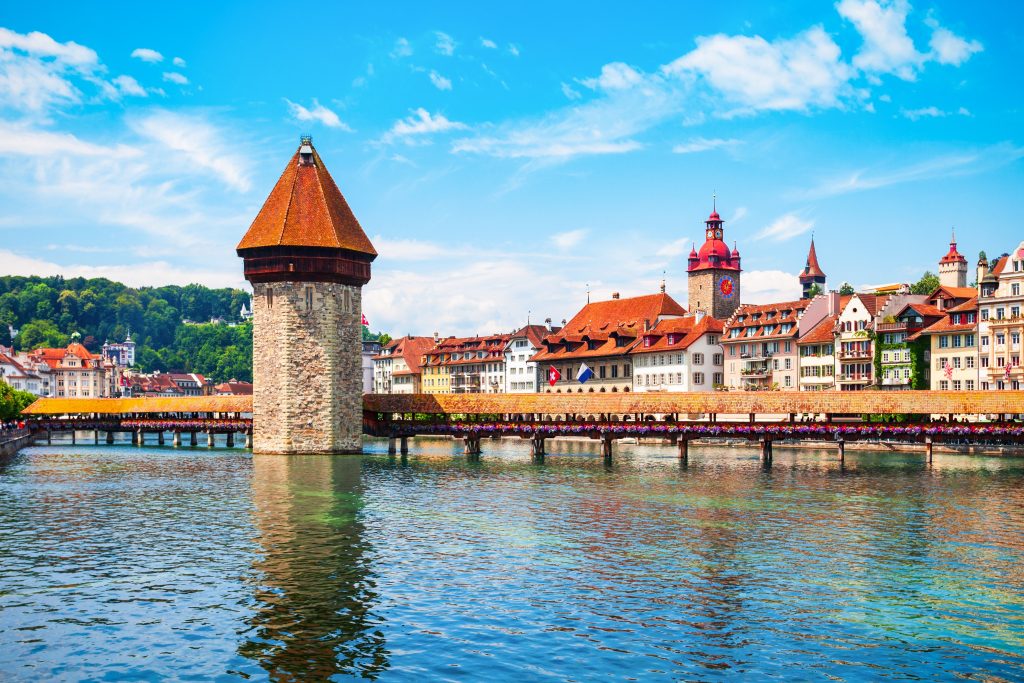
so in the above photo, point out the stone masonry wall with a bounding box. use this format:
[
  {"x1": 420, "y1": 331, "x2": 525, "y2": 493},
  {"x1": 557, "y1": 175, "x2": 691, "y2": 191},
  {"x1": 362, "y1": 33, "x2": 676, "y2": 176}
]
[
  {"x1": 688, "y1": 270, "x2": 740, "y2": 320},
  {"x1": 251, "y1": 280, "x2": 363, "y2": 454}
]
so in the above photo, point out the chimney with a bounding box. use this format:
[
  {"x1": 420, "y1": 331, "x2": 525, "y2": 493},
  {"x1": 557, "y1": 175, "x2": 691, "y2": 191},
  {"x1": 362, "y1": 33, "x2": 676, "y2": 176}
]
[
  {"x1": 694, "y1": 309, "x2": 706, "y2": 324},
  {"x1": 433, "y1": 331, "x2": 439, "y2": 341},
  {"x1": 544, "y1": 317, "x2": 552, "y2": 330},
  {"x1": 659, "y1": 280, "x2": 666, "y2": 294},
  {"x1": 611, "y1": 292, "x2": 620, "y2": 300},
  {"x1": 644, "y1": 318, "x2": 651, "y2": 332},
  {"x1": 828, "y1": 290, "x2": 841, "y2": 316}
]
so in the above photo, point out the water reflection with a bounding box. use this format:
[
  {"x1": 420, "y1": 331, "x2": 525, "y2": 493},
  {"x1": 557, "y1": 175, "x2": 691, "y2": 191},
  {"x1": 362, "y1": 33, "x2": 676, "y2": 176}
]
[{"x1": 242, "y1": 455, "x2": 388, "y2": 680}]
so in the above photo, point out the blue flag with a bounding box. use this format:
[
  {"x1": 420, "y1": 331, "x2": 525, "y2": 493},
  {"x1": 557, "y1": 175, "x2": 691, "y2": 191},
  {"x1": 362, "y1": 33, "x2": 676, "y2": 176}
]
[{"x1": 576, "y1": 363, "x2": 594, "y2": 383}]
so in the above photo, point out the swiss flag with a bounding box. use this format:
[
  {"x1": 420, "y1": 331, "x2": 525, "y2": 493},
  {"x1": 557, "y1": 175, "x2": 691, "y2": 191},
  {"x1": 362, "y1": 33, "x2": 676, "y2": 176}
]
[
  {"x1": 548, "y1": 366, "x2": 561, "y2": 387},
  {"x1": 361, "y1": 313, "x2": 369, "y2": 326}
]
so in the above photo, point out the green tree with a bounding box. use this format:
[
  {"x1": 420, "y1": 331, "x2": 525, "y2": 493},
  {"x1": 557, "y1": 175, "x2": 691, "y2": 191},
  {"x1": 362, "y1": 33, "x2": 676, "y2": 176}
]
[
  {"x1": 16, "y1": 320, "x2": 68, "y2": 350},
  {"x1": 911, "y1": 271, "x2": 941, "y2": 295},
  {"x1": 0, "y1": 382, "x2": 36, "y2": 420},
  {"x1": 806, "y1": 283, "x2": 823, "y2": 298},
  {"x1": 839, "y1": 282, "x2": 855, "y2": 296}
]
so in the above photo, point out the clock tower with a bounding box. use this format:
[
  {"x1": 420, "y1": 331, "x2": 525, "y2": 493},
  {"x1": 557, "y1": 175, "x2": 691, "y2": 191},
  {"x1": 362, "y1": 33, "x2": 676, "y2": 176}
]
[{"x1": 687, "y1": 202, "x2": 741, "y2": 319}]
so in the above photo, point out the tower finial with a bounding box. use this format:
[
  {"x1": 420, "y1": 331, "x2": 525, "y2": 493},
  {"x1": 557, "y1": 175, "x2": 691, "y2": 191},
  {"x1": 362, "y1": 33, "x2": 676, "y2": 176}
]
[
  {"x1": 951, "y1": 226, "x2": 956, "y2": 245},
  {"x1": 713, "y1": 190, "x2": 716, "y2": 212}
]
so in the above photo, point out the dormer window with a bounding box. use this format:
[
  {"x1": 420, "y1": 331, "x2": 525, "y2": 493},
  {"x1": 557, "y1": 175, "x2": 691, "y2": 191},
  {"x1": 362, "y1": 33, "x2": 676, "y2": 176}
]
[
  {"x1": 643, "y1": 336, "x2": 652, "y2": 348},
  {"x1": 667, "y1": 334, "x2": 677, "y2": 345}
]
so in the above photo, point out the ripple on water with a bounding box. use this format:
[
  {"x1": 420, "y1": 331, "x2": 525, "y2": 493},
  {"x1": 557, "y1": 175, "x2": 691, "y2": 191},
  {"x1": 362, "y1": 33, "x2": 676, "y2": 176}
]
[{"x1": 0, "y1": 440, "x2": 1022, "y2": 681}]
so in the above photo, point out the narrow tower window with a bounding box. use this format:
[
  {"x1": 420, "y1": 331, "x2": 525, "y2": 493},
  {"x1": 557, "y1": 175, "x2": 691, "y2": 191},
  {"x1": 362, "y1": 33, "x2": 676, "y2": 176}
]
[
  {"x1": 267, "y1": 287, "x2": 273, "y2": 309},
  {"x1": 305, "y1": 286, "x2": 314, "y2": 311}
]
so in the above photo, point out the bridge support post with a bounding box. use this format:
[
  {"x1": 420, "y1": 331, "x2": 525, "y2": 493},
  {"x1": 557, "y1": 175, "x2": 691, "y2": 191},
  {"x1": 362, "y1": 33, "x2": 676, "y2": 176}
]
[
  {"x1": 131, "y1": 430, "x2": 139, "y2": 446},
  {"x1": 173, "y1": 432, "x2": 182, "y2": 447},
  {"x1": 245, "y1": 432, "x2": 253, "y2": 449},
  {"x1": 106, "y1": 431, "x2": 114, "y2": 445},
  {"x1": 387, "y1": 437, "x2": 397, "y2": 455},
  {"x1": 190, "y1": 432, "x2": 197, "y2": 447},
  {"x1": 678, "y1": 438, "x2": 689, "y2": 464},
  {"x1": 138, "y1": 430, "x2": 144, "y2": 446},
  {"x1": 158, "y1": 431, "x2": 165, "y2": 446},
  {"x1": 71, "y1": 430, "x2": 76, "y2": 445},
  {"x1": 464, "y1": 435, "x2": 482, "y2": 460},
  {"x1": 601, "y1": 433, "x2": 613, "y2": 464},
  {"x1": 226, "y1": 432, "x2": 235, "y2": 448},
  {"x1": 93, "y1": 430, "x2": 99, "y2": 445},
  {"x1": 400, "y1": 437, "x2": 409, "y2": 455},
  {"x1": 925, "y1": 437, "x2": 933, "y2": 464},
  {"x1": 207, "y1": 431, "x2": 215, "y2": 448},
  {"x1": 837, "y1": 438, "x2": 845, "y2": 463},
  {"x1": 532, "y1": 435, "x2": 545, "y2": 462},
  {"x1": 46, "y1": 430, "x2": 52, "y2": 445},
  {"x1": 760, "y1": 438, "x2": 773, "y2": 465}
]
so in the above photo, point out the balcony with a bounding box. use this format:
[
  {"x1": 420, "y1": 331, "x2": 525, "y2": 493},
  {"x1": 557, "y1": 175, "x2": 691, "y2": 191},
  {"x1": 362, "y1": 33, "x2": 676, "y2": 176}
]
[
  {"x1": 838, "y1": 349, "x2": 872, "y2": 360},
  {"x1": 741, "y1": 369, "x2": 770, "y2": 379},
  {"x1": 836, "y1": 374, "x2": 871, "y2": 383},
  {"x1": 875, "y1": 322, "x2": 909, "y2": 333},
  {"x1": 881, "y1": 377, "x2": 910, "y2": 386},
  {"x1": 740, "y1": 350, "x2": 773, "y2": 360}
]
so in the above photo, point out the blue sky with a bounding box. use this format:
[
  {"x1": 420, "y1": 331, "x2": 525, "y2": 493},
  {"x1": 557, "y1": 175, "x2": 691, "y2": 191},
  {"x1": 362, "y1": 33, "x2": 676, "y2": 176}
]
[{"x1": 0, "y1": 1, "x2": 1020, "y2": 335}]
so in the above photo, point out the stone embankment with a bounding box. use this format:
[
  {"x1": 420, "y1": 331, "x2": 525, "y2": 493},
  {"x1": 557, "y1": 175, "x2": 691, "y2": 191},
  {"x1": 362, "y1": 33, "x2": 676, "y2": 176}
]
[{"x1": 0, "y1": 429, "x2": 35, "y2": 458}]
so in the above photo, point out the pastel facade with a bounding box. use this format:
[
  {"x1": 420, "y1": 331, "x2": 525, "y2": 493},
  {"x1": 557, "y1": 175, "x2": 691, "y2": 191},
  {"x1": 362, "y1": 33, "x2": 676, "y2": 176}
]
[
  {"x1": 722, "y1": 300, "x2": 808, "y2": 391},
  {"x1": 505, "y1": 325, "x2": 550, "y2": 393},
  {"x1": 630, "y1": 314, "x2": 725, "y2": 392},
  {"x1": 917, "y1": 297, "x2": 979, "y2": 391},
  {"x1": 835, "y1": 294, "x2": 882, "y2": 391},
  {"x1": 977, "y1": 244, "x2": 1024, "y2": 390},
  {"x1": 422, "y1": 335, "x2": 510, "y2": 394}
]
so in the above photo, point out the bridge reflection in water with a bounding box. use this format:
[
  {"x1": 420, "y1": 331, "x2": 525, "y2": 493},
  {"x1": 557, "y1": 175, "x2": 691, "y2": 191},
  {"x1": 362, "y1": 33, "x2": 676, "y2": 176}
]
[{"x1": 242, "y1": 455, "x2": 389, "y2": 680}]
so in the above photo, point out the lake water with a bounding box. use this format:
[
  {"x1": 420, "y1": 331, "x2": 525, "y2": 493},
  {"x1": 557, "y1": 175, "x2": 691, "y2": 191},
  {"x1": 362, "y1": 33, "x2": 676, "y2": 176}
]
[{"x1": 1, "y1": 437, "x2": 1023, "y2": 681}]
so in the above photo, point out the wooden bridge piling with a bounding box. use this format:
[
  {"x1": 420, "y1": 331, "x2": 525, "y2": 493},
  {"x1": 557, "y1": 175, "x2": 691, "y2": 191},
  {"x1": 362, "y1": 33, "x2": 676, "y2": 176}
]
[
  {"x1": 93, "y1": 430, "x2": 99, "y2": 445},
  {"x1": 70, "y1": 431, "x2": 75, "y2": 445},
  {"x1": 158, "y1": 431, "x2": 165, "y2": 446},
  {"x1": 837, "y1": 438, "x2": 845, "y2": 463},
  {"x1": 400, "y1": 437, "x2": 409, "y2": 455},
  {"x1": 926, "y1": 437, "x2": 934, "y2": 464},
  {"x1": 678, "y1": 438, "x2": 689, "y2": 464},
  {"x1": 206, "y1": 431, "x2": 214, "y2": 448},
  {"x1": 173, "y1": 432, "x2": 182, "y2": 447},
  {"x1": 226, "y1": 432, "x2": 234, "y2": 448},
  {"x1": 106, "y1": 431, "x2": 114, "y2": 445},
  {"x1": 387, "y1": 437, "x2": 397, "y2": 455},
  {"x1": 759, "y1": 438, "x2": 773, "y2": 465},
  {"x1": 244, "y1": 432, "x2": 253, "y2": 449},
  {"x1": 189, "y1": 432, "x2": 197, "y2": 447}
]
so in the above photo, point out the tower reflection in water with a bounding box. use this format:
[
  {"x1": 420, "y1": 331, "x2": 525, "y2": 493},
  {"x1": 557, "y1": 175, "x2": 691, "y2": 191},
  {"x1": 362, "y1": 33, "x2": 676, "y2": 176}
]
[{"x1": 241, "y1": 455, "x2": 388, "y2": 680}]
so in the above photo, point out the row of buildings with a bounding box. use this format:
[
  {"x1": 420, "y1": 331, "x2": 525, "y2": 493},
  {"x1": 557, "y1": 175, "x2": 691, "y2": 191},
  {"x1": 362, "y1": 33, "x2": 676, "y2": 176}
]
[
  {"x1": 372, "y1": 206, "x2": 1022, "y2": 395},
  {"x1": 0, "y1": 332, "x2": 252, "y2": 398}
]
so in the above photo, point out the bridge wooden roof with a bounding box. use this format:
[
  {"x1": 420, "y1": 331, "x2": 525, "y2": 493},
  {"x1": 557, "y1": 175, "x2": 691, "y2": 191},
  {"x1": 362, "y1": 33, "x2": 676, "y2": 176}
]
[
  {"x1": 22, "y1": 396, "x2": 253, "y2": 415},
  {"x1": 364, "y1": 391, "x2": 1024, "y2": 416}
]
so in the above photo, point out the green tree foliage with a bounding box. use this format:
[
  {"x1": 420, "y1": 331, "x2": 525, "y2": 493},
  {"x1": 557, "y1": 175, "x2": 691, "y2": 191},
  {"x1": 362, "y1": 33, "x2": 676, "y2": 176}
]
[
  {"x1": 806, "y1": 283, "x2": 823, "y2": 298},
  {"x1": 910, "y1": 271, "x2": 941, "y2": 295},
  {"x1": 0, "y1": 382, "x2": 36, "y2": 421},
  {"x1": 839, "y1": 282, "x2": 855, "y2": 296},
  {"x1": 0, "y1": 275, "x2": 252, "y2": 382}
]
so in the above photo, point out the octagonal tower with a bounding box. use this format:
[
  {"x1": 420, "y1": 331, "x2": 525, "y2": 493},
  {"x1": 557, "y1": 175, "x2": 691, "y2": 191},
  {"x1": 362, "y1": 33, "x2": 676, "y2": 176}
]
[{"x1": 237, "y1": 137, "x2": 377, "y2": 454}]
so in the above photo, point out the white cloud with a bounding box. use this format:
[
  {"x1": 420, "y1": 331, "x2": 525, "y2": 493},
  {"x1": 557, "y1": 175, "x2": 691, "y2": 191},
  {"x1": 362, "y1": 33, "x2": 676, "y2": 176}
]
[
  {"x1": 0, "y1": 119, "x2": 138, "y2": 157},
  {"x1": 580, "y1": 62, "x2": 644, "y2": 91},
  {"x1": 508, "y1": 44, "x2": 520, "y2": 57},
  {"x1": 435, "y1": 31, "x2": 455, "y2": 56},
  {"x1": 755, "y1": 213, "x2": 814, "y2": 241},
  {"x1": 128, "y1": 109, "x2": 252, "y2": 192},
  {"x1": 927, "y1": 22, "x2": 983, "y2": 65},
  {"x1": 391, "y1": 37, "x2": 413, "y2": 59},
  {"x1": 731, "y1": 206, "x2": 748, "y2": 223},
  {"x1": 560, "y1": 82, "x2": 581, "y2": 100},
  {"x1": 664, "y1": 26, "x2": 854, "y2": 112},
  {"x1": 0, "y1": 249, "x2": 243, "y2": 288},
  {"x1": 741, "y1": 270, "x2": 802, "y2": 303},
  {"x1": 957, "y1": 106, "x2": 971, "y2": 116},
  {"x1": 162, "y1": 72, "x2": 188, "y2": 85},
  {"x1": 285, "y1": 98, "x2": 351, "y2": 129},
  {"x1": 900, "y1": 105, "x2": 945, "y2": 120},
  {"x1": 802, "y1": 142, "x2": 1024, "y2": 198},
  {"x1": 0, "y1": 28, "x2": 97, "y2": 66},
  {"x1": 672, "y1": 137, "x2": 742, "y2": 154},
  {"x1": 383, "y1": 108, "x2": 468, "y2": 143},
  {"x1": 551, "y1": 229, "x2": 587, "y2": 250},
  {"x1": 837, "y1": 0, "x2": 922, "y2": 80},
  {"x1": 656, "y1": 237, "x2": 691, "y2": 258},
  {"x1": 130, "y1": 47, "x2": 163, "y2": 63},
  {"x1": 172, "y1": 56, "x2": 186, "y2": 68},
  {"x1": 480, "y1": 37, "x2": 497, "y2": 49},
  {"x1": 371, "y1": 236, "x2": 449, "y2": 260},
  {"x1": 429, "y1": 70, "x2": 452, "y2": 91},
  {"x1": 0, "y1": 27, "x2": 102, "y2": 112},
  {"x1": 113, "y1": 74, "x2": 146, "y2": 97}
]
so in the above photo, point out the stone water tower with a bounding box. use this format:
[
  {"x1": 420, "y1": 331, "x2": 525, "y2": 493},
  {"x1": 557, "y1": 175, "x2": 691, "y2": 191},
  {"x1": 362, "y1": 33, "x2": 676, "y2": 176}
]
[{"x1": 237, "y1": 137, "x2": 377, "y2": 454}]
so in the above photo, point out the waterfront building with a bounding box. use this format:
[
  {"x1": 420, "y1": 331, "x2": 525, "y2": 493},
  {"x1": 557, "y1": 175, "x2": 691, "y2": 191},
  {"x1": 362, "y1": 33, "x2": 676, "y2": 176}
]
[
  {"x1": 795, "y1": 293, "x2": 848, "y2": 391},
  {"x1": 0, "y1": 349, "x2": 48, "y2": 396},
  {"x1": 916, "y1": 297, "x2": 979, "y2": 391},
  {"x1": 834, "y1": 294, "x2": 883, "y2": 391},
  {"x1": 534, "y1": 292, "x2": 686, "y2": 393},
  {"x1": 422, "y1": 334, "x2": 511, "y2": 394},
  {"x1": 505, "y1": 324, "x2": 552, "y2": 393},
  {"x1": 877, "y1": 300, "x2": 942, "y2": 390},
  {"x1": 237, "y1": 136, "x2": 377, "y2": 453},
  {"x1": 630, "y1": 312, "x2": 724, "y2": 392},
  {"x1": 383, "y1": 336, "x2": 435, "y2": 394},
  {"x1": 938, "y1": 230, "x2": 969, "y2": 289},
  {"x1": 722, "y1": 300, "x2": 808, "y2": 391},
  {"x1": 26, "y1": 339, "x2": 114, "y2": 398},
  {"x1": 687, "y1": 203, "x2": 741, "y2": 320},
  {"x1": 977, "y1": 244, "x2": 1024, "y2": 390},
  {"x1": 798, "y1": 238, "x2": 827, "y2": 299}
]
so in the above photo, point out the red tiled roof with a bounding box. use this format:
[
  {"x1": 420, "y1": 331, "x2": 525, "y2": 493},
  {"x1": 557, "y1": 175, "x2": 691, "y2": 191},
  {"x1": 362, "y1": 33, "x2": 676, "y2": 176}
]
[
  {"x1": 511, "y1": 324, "x2": 550, "y2": 348},
  {"x1": 630, "y1": 315, "x2": 724, "y2": 355},
  {"x1": 723, "y1": 299, "x2": 807, "y2": 341},
  {"x1": 423, "y1": 334, "x2": 512, "y2": 367},
  {"x1": 800, "y1": 238, "x2": 826, "y2": 280},
  {"x1": 214, "y1": 380, "x2": 253, "y2": 395},
  {"x1": 533, "y1": 293, "x2": 687, "y2": 362},
  {"x1": 947, "y1": 297, "x2": 979, "y2": 313},
  {"x1": 798, "y1": 314, "x2": 838, "y2": 345},
  {"x1": 939, "y1": 235, "x2": 968, "y2": 265},
  {"x1": 237, "y1": 141, "x2": 376, "y2": 255},
  {"x1": 991, "y1": 255, "x2": 1008, "y2": 276},
  {"x1": 393, "y1": 336, "x2": 438, "y2": 374},
  {"x1": 902, "y1": 302, "x2": 944, "y2": 318}
]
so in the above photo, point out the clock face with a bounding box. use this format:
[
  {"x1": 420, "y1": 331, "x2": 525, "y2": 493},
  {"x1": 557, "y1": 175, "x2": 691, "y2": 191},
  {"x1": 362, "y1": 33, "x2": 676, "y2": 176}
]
[
  {"x1": 719, "y1": 275, "x2": 735, "y2": 299},
  {"x1": 715, "y1": 229, "x2": 723, "y2": 240}
]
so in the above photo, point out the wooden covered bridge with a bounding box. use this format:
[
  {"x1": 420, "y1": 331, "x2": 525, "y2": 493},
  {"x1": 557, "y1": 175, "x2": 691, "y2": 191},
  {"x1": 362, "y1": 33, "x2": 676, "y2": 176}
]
[{"x1": 18, "y1": 391, "x2": 1024, "y2": 462}]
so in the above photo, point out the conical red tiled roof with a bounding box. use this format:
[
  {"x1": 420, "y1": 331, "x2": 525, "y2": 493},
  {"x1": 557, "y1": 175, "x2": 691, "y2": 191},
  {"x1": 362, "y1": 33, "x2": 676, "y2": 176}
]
[
  {"x1": 801, "y1": 238, "x2": 826, "y2": 280},
  {"x1": 237, "y1": 140, "x2": 376, "y2": 255}
]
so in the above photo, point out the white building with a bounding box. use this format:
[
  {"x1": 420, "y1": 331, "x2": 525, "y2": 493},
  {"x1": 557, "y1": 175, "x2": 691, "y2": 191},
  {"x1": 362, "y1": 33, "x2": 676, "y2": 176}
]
[
  {"x1": 835, "y1": 293, "x2": 884, "y2": 390},
  {"x1": 504, "y1": 324, "x2": 550, "y2": 393},
  {"x1": 102, "y1": 331, "x2": 136, "y2": 368},
  {"x1": 630, "y1": 314, "x2": 725, "y2": 392}
]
